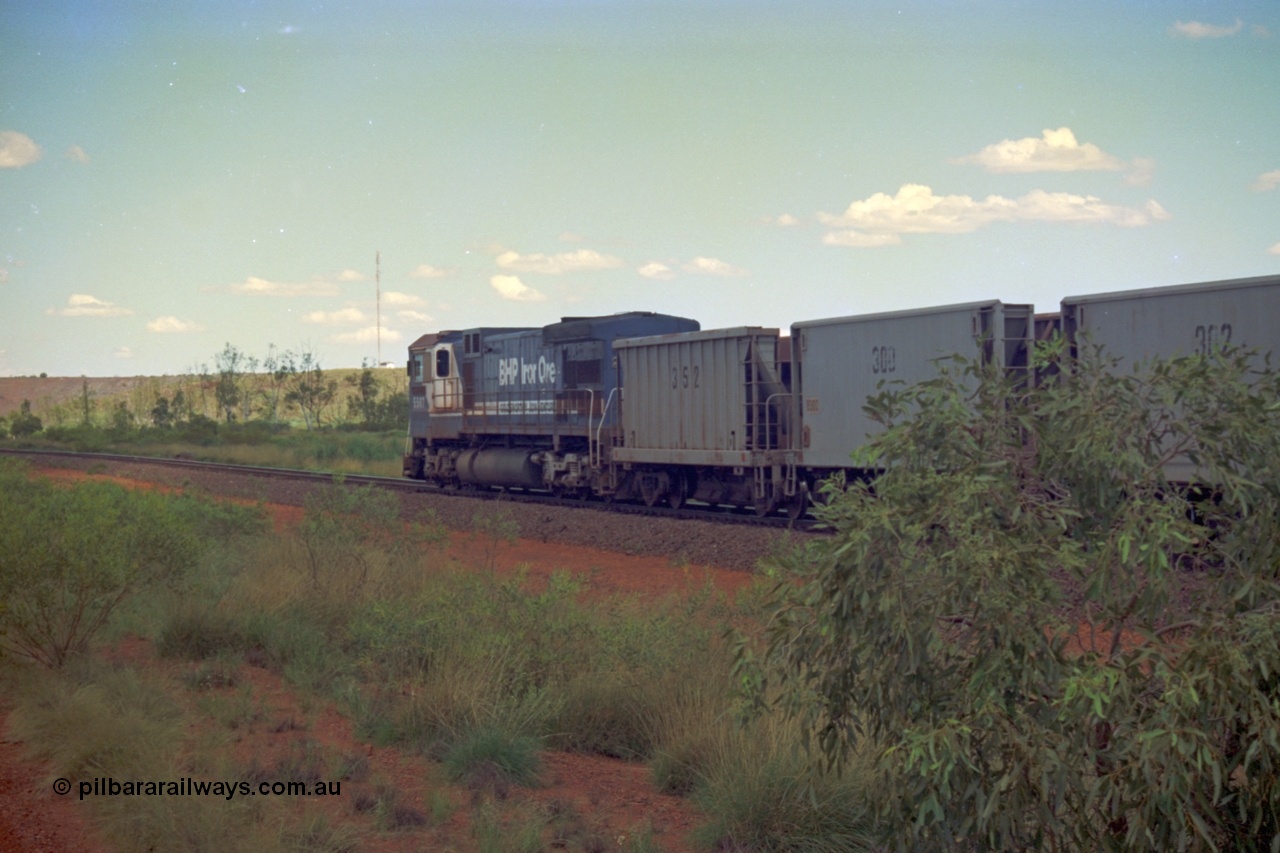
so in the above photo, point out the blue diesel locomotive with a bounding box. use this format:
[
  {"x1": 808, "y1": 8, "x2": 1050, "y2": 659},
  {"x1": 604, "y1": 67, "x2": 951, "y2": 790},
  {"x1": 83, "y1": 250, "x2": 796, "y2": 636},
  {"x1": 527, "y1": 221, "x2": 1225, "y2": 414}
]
[{"x1": 403, "y1": 311, "x2": 698, "y2": 497}]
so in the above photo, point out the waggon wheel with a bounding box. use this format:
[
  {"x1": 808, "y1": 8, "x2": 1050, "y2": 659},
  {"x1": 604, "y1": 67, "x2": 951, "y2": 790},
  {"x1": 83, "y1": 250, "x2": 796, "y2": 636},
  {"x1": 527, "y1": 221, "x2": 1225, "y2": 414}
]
[{"x1": 640, "y1": 475, "x2": 662, "y2": 508}]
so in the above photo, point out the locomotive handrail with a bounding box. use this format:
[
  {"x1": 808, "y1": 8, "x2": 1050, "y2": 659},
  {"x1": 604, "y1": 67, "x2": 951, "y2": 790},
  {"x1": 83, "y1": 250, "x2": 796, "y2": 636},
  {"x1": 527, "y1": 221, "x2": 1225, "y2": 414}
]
[
  {"x1": 585, "y1": 387, "x2": 595, "y2": 466},
  {"x1": 594, "y1": 387, "x2": 618, "y2": 468}
]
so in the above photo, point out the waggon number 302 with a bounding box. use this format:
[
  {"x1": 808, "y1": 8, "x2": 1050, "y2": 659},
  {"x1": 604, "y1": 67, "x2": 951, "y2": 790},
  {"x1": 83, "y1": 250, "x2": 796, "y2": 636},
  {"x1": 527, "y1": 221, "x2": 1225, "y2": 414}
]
[{"x1": 1194, "y1": 324, "x2": 1233, "y2": 357}]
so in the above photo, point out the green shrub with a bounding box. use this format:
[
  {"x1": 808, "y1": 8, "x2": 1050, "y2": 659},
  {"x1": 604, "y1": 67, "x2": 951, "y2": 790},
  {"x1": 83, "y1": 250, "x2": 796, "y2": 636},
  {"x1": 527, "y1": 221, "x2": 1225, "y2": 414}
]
[
  {"x1": 295, "y1": 477, "x2": 442, "y2": 599},
  {"x1": 0, "y1": 461, "x2": 203, "y2": 667},
  {"x1": 9, "y1": 400, "x2": 43, "y2": 437},
  {"x1": 750, "y1": 345, "x2": 1280, "y2": 851}
]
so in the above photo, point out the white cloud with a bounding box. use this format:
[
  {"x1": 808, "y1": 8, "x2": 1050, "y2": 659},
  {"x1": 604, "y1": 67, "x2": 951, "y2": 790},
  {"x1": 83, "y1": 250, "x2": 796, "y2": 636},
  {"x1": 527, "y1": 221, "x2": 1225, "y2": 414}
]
[
  {"x1": 65, "y1": 145, "x2": 89, "y2": 164},
  {"x1": 0, "y1": 131, "x2": 42, "y2": 168},
  {"x1": 1125, "y1": 156, "x2": 1157, "y2": 186},
  {"x1": 1015, "y1": 190, "x2": 1170, "y2": 226},
  {"x1": 818, "y1": 183, "x2": 1170, "y2": 246},
  {"x1": 397, "y1": 310, "x2": 433, "y2": 323},
  {"x1": 409, "y1": 263, "x2": 452, "y2": 279},
  {"x1": 1250, "y1": 170, "x2": 1280, "y2": 192},
  {"x1": 771, "y1": 213, "x2": 801, "y2": 227},
  {"x1": 302, "y1": 307, "x2": 367, "y2": 325},
  {"x1": 146, "y1": 316, "x2": 204, "y2": 333},
  {"x1": 331, "y1": 326, "x2": 403, "y2": 344},
  {"x1": 114, "y1": 346, "x2": 134, "y2": 359},
  {"x1": 637, "y1": 262, "x2": 676, "y2": 280},
  {"x1": 953, "y1": 127, "x2": 1125, "y2": 173},
  {"x1": 822, "y1": 231, "x2": 903, "y2": 248},
  {"x1": 819, "y1": 184, "x2": 1016, "y2": 234},
  {"x1": 47, "y1": 294, "x2": 134, "y2": 317},
  {"x1": 227, "y1": 276, "x2": 340, "y2": 297},
  {"x1": 0, "y1": 269, "x2": 8, "y2": 284},
  {"x1": 682, "y1": 257, "x2": 748, "y2": 276},
  {"x1": 495, "y1": 249, "x2": 624, "y2": 274},
  {"x1": 1269, "y1": 243, "x2": 1280, "y2": 256},
  {"x1": 490, "y1": 274, "x2": 546, "y2": 302},
  {"x1": 383, "y1": 291, "x2": 425, "y2": 307},
  {"x1": 1171, "y1": 18, "x2": 1243, "y2": 38},
  {"x1": 336, "y1": 269, "x2": 366, "y2": 282}
]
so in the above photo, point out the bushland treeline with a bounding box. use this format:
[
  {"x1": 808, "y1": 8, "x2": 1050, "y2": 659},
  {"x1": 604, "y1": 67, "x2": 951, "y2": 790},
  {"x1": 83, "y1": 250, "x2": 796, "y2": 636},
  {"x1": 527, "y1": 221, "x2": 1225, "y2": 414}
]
[{"x1": 1, "y1": 342, "x2": 409, "y2": 441}]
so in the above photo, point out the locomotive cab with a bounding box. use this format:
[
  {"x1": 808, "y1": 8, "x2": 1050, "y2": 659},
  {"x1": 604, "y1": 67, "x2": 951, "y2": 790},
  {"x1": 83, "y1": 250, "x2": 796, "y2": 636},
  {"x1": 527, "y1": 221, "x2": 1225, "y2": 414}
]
[{"x1": 428, "y1": 342, "x2": 461, "y2": 413}]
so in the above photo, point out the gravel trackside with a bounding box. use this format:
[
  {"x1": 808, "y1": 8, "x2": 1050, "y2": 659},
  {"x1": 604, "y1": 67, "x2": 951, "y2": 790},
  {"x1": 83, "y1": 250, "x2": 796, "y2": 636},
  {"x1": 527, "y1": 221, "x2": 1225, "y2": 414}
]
[{"x1": 23, "y1": 455, "x2": 812, "y2": 573}]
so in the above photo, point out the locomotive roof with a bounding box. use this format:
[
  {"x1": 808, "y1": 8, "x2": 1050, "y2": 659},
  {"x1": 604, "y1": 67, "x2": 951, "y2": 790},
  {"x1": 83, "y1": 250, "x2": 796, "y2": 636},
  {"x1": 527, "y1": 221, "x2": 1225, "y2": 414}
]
[
  {"x1": 409, "y1": 313, "x2": 699, "y2": 351},
  {"x1": 541, "y1": 311, "x2": 699, "y2": 343}
]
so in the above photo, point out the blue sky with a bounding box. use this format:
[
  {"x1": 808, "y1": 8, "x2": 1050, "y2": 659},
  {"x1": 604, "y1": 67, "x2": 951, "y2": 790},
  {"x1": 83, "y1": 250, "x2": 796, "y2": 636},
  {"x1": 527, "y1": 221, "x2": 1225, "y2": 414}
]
[{"x1": 2, "y1": 1, "x2": 1277, "y2": 377}]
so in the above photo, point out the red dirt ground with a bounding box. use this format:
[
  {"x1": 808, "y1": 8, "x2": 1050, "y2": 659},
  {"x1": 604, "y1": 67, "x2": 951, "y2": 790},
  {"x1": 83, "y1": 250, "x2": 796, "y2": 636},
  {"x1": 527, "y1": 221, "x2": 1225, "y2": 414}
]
[{"x1": 1, "y1": 467, "x2": 750, "y2": 852}]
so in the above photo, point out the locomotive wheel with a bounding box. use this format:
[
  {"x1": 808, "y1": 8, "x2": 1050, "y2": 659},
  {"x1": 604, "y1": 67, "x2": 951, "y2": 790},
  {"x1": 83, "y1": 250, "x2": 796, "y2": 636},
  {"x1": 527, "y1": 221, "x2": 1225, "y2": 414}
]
[{"x1": 668, "y1": 477, "x2": 688, "y2": 510}]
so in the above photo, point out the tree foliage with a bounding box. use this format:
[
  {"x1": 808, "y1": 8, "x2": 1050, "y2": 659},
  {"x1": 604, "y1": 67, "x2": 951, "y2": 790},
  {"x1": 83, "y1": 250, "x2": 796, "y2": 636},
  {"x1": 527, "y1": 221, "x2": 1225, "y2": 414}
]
[
  {"x1": 746, "y1": 342, "x2": 1280, "y2": 852},
  {"x1": 9, "y1": 399, "x2": 43, "y2": 436}
]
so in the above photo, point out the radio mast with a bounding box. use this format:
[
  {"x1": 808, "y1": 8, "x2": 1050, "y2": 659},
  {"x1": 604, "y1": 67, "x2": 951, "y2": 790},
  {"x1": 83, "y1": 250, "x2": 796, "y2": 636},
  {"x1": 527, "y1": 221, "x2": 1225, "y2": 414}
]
[{"x1": 375, "y1": 250, "x2": 381, "y2": 367}]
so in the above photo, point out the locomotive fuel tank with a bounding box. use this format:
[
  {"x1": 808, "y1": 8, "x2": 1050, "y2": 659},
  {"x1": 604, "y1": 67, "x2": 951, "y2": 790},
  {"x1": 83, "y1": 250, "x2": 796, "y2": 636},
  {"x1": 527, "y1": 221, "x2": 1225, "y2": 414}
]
[{"x1": 455, "y1": 448, "x2": 544, "y2": 489}]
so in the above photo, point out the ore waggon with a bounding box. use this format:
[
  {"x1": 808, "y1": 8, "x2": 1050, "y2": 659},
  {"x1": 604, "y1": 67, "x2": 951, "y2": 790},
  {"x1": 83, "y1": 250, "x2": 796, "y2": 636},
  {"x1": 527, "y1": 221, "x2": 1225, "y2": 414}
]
[{"x1": 404, "y1": 274, "x2": 1280, "y2": 516}]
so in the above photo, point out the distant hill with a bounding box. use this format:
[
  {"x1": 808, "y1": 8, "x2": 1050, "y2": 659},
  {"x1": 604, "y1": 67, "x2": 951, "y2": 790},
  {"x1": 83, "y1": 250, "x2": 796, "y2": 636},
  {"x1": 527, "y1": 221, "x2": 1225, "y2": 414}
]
[
  {"x1": 0, "y1": 376, "x2": 161, "y2": 419},
  {"x1": 0, "y1": 368, "x2": 405, "y2": 422}
]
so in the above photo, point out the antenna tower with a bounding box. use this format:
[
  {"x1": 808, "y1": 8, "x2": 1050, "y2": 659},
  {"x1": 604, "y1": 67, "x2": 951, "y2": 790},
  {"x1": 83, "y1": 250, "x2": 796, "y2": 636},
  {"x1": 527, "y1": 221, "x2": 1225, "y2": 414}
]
[{"x1": 375, "y1": 250, "x2": 381, "y2": 367}]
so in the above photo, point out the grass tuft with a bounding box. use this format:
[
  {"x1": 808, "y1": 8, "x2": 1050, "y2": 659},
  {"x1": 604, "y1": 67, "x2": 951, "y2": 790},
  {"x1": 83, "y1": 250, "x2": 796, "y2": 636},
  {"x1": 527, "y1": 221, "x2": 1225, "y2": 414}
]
[{"x1": 443, "y1": 726, "x2": 543, "y2": 793}]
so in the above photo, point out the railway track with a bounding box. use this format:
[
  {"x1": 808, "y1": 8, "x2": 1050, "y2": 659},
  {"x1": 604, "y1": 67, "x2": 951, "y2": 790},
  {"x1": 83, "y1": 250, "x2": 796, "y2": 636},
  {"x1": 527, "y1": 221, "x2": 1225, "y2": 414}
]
[{"x1": 0, "y1": 447, "x2": 822, "y2": 532}]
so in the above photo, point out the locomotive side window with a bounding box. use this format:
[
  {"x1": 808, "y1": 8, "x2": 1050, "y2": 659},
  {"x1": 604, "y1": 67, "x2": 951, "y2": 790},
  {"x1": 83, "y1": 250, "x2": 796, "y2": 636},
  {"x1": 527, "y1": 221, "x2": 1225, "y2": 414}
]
[
  {"x1": 412, "y1": 353, "x2": 424, "y2": 382},
  {"x1": 561, "y1": 341, "x2": 603, "y2": 387},
  {"x1": 436, "y1": 349, "x2": 451, "y2": 378}
]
